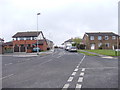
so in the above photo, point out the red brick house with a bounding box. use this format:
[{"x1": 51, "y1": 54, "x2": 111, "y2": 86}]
[
  {"x1": 82, "y1": 32, "x2": 120, "y2": 50},
  {"x1": 12, "y1": 31, "x2": 48, "y2": 52},
  {"x1": 3, "y1": 41, "x2": 13, "y2": 53}
]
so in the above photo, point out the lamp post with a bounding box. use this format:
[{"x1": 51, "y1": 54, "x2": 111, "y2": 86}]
[{"x1": 37, "y1": 13, "x2": 40, "y2": 55}]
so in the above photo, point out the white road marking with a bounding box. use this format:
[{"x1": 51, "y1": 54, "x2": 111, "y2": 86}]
[
  {"x1": 0, "y1": 74, "x2": 14, "y2": 80},
  {"x1": 78, "y1": 77, "x2": 83, "y2": 82},
  {"x1": 74, "y1": 68, "x2": 78, "y2": 72},
  {"x1": 67, "y1": 77, "x2": 74, "y2": 82},
  {"x1": 71, "y1": 72, "x2": 76, "y2": 76},
  {"x1": 57, "y1": 55, "x2": 61, "y2": 58},
  {"x1": 75, "y1": 84, "x2": 82, "y2": 89},
  {"x1": 78, "y1": 54, "x2": 86, "y2": 66},
  {"x1": 81, "y1": 68, "x2": 85, "y2": 72},
  {"x1": 5, "y1": 63, "x2": 12, "y2": 66},
  {"x1": 76, "y1": 66, "x2": 79, "y2": 68},
  {"x1": 80, "y1": 72, "x2": 84, "y2": 76},
  {"x1": 62, "y1": 83, "x2": 69, "y2": 89}
]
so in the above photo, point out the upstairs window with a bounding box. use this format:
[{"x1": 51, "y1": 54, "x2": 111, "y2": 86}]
[
  {"x1": 105, "y1": 36, "x2": 109, "y2": 40},
  {"x1": 112, "y1": 36, "x2": 116, "y2": 40},
  {"x1": 98, "y1": 36, "x2": 102, "y2": 40},
  {"x1": 90, "y1": 36, "x2": 94, "y2": 40},
  {"x1": 20, "y1": 37, "x2": 24, "y2": 40},
  {"x1": 26, "y1": 37, "x2": 31, "y2": 40}
]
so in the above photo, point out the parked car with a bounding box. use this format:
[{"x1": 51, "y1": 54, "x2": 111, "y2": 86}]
[
  {"x1": 32, "y1": 47, "x2": 41, "y2": 52},
  {"x1": 68, "y1": 46, "x2": 77, "y2": 52},
  {"x1": 65, "y1": 46, "x2": 71, "y2": 51}
]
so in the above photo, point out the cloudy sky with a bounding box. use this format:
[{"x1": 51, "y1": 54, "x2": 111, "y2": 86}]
[{"x1": 0, "y1": 0, "x2": 119, "y2": 45}]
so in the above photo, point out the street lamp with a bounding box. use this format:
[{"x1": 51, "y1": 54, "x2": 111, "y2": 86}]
[{"x1": 37, "y1": 13, "x2": 40, "y2": 55}]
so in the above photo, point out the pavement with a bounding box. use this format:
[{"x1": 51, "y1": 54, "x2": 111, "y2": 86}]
[
  {"x1": 2, "y1": 49, "x2": 54, "y2": 57},
  {"x1": 1, "y1": 48, "x2": 118, "y2": 89}
]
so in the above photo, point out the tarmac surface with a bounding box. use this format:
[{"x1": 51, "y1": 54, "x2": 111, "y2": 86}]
[{"x1": 1, "y1": 49, "x2": 118, "y2": 89}]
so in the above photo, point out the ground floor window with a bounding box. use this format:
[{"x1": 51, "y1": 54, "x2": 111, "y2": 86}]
[{"x1": 105, "y1": 43, "x2": 110, "y2": 47}]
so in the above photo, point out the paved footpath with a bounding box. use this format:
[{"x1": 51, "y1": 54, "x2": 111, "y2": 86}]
[{"x1": 1, "y1": 49, "x2": 54, "y2": 57}]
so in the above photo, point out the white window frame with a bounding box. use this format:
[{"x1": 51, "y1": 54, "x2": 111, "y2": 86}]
[
  {"x1": 112, "y1": 36, "x2": 116, "y2": 40},
  {"x1": 98, "y1": 36, "x2": 102, "y2": 40},
  {"x1": 98, "y1": 43, "x2": 102, "y2": 47},
  {"x1": 105, "y1": 36, "x2": 109, "y2": 40},
  {"x1": 90, "y1": 36, "x2": 94, "y2": 40}
]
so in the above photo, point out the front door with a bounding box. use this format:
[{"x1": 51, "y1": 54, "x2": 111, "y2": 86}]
[{"x1": 91, "y1": 44, "x2": 95, "y2": 50}]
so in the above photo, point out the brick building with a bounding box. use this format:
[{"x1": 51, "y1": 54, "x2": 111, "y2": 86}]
[
  {"x1": 12, "y1": 31, "x2": 48, "y2": 52},
  {"x1": 82, "y1": 32, "x2": 120, "y2": 50}
]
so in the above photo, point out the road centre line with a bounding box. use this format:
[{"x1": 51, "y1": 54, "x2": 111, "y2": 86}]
[
  {"x1": 0, "y1": 74, "x2": 14, "y2": 80},
  {"x1": 57, "y1": 55, "x2": 62, "y2": 58},
  {"x1": 62, "y1": 54, "x2": 86, "y2": 89},
  {"x1": 77, "y1": 54, "x2": 86, "y2": 66}
]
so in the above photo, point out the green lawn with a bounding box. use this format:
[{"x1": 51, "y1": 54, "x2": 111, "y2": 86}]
[
  {"x1": 77, "y1": 50, "x2": 98, "y2": 56},
  {"x1": 85, "y1": 50, "x2": 120, "y2": 56}
]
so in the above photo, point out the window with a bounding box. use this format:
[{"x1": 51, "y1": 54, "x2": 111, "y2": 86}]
[
  {"x1": 105, "y1": 36, "x2": 109, "y2": 40},
  {"x1": 16, "y1": 38, "x2": 18, "y2": 40},
  {"x1": 27, "y1": 44, "x2": 31, "y2": 47},
  {"x1": 32, "y1": 37, "x2": 35, "y2": 40},
  {"x1": 98, "y1": 43, "x2": 102, "y2": 47},
  {"x1": 112, "y1": 36, "x2": 116, "y2": 40},
  {"x1": 105, "y1": 43, "x2": 109, "y2": 47},
  {"x1": 90, "y1": 36, "x2": 94, "y2": 40},
  {"x1": 20, "y1": 44, "x2": 24, "y2": 47},
  {"x1": 98, "y1": 36, "x2": 102, "y2": 40},
  {"x1": 20, "y1": 37, "x2": 24, "y2": 40},
  {"x1": 26, "y1": 37, "x2": 31, "y2": 40}
]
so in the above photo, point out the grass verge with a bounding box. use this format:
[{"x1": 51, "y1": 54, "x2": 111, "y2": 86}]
[
  {"x1": 77, "y1": 50, "x2": 98, "y2": 56},
  {"x1": 85, "y1": 50, "x2": 120, "y2": 56}
]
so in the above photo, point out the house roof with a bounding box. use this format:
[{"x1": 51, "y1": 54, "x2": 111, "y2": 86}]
[
  {"x1": 85, "y1": 32, "x2": 119, "y2": 36},
  {"x1": 12, "y1": 31, "x2": 42, "y2": 38},
  {"x1": 46, "y1": 39, "x2": 53, "y2": 43},
  {"x1": 64, "y1": 39, "x2": 73, "y2": 43},
  {"x1": 0, "y1": 38, "x2": 4, "y2": 41}
]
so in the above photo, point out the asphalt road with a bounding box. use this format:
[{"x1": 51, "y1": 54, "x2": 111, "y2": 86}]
[{"x1": 2, "y1": 49, "x2": 118, "y2": 89}]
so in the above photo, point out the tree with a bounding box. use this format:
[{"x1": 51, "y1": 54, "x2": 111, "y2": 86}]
[{"x1": 72, "y1": 37, "x2": 82, "y2": 49}]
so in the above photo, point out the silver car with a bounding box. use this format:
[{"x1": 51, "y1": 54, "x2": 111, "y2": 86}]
[{"x1": 68, "y1": 46, "x2": 77, "y2": 52}]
